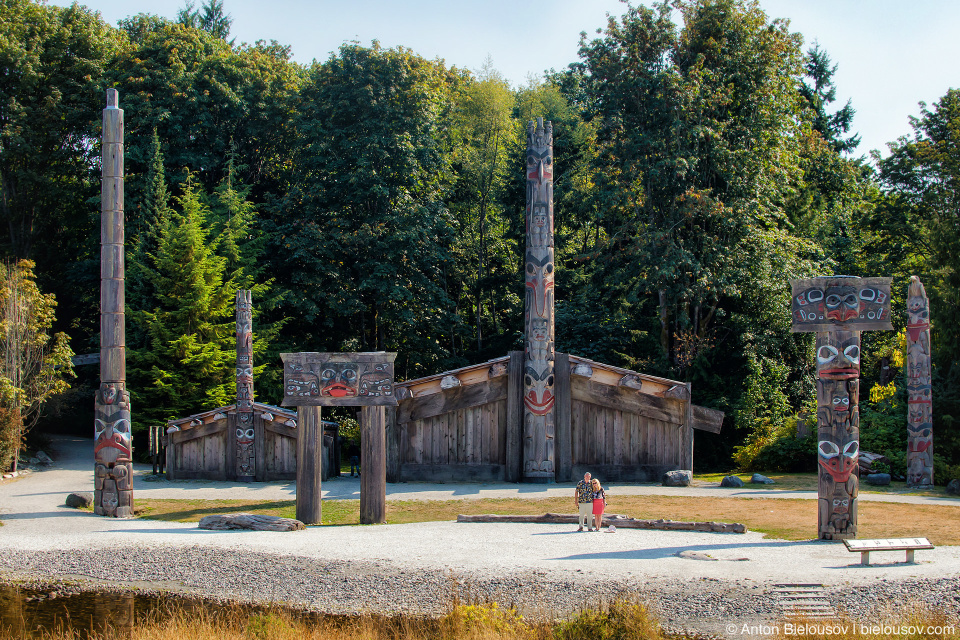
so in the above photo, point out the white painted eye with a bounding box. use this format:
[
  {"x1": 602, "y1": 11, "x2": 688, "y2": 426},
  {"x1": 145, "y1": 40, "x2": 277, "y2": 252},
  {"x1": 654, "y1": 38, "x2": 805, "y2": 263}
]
[
  {"x1": 817, "y1": 345, "x2": 839, "y2": 364},
  {"x1": 842, "y1": 441, "x2": 859, "y2": 458},
  {"x1": 819, "y1": 441, "x2": 840, "y2": 459},
  {"x1": 807, "y1": 289, "x2": 824, "y2": 303},
  {"x1": 236, "y1": 429, "x2": 243, "y2": 438},
  {"x1": 843, "y1": 345, "x2": 860, "y2": 364},
  {"x1": 245, "y1": 429, "x2": 255, "y2": 439}
]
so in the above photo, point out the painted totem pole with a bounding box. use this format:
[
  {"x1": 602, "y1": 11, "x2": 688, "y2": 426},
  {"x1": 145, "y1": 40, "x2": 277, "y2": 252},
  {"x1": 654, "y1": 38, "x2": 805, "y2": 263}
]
[
  {"x1": 791, "y1": 276, "x2": 891, "y2": 539},
  {"x1": 235, "y1": 290, "x2": 255, "y2": 480},
  {"x1": 906, "y1": 276, "x2": 933, "y2": 487},
  {"x1": 523, "y1": 118, "x2": 556, "y2": 481},
  {"x1": 95, "y1": 89, "x2": 133, "y2": 517}
]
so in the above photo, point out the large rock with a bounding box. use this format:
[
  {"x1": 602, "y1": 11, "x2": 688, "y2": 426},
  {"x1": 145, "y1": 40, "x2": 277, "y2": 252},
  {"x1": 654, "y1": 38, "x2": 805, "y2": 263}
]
[
  {"x1": 661, "y1": 470, "x2": 691, "y2": 487},
  {"x1": 720, "y1": 475, "x2": 744, "y2": 488},
  {"x1": 35, "y1": 451, "x2": 53, "y2": 465},
  {"x1": 865, "y1": 473, "x2": 891, "y2": 486},
  {"x1": 947, "y1": 479, "x2": 960, "y2": 495},
  {"x1": 65, "y1": 492, "x2": 93, "y2": 508},
  {"x1": 198, "y1": 513, "x2": 305, "y2": 531},
  {"x1": 750, "y1": 473, "x2": 775, "y2": 485},
  {"x1": 858, "y1": 451, "x2": 889, "y2": 475}
]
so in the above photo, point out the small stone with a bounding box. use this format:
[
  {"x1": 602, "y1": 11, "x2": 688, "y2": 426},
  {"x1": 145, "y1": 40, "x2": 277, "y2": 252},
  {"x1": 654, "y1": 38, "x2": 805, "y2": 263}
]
[
  {"x1": 661, "y1": 470, "x2": 691, "y2": 487},
  {"x1": 946, "y1": 479, "x2": 960, "y2": 495},
  {"x1": 750, "y1": 473, "x2": 774, "y2": 484},
  {"x1": 2, "y1": 473, "x2": 12, "y2": 479},
  {"x1": 720, "y1": 475, "x2": 744, "y2": 488},
  {"x1": 65, "y1": 492, "x2": 93, "y2": 508},
  {"x1": 865, "y1": 473, "x2": 891, "y2": 486}
]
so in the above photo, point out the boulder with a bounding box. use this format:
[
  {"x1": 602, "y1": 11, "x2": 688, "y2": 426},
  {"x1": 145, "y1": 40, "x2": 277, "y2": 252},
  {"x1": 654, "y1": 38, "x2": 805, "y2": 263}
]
[
  {"x1": 720, "y1": 475, "x2": 744, "y2": 488},
  {"x1": 750, "y1": 473, "x2": 775, "y2": 485},
  {"x1": 65, "y1": 492, "x2": 93, "y2": 508},
  {"x1": 28, "y1": 457, "x2": 40, "y2": 465},
  {"x1": 946, "y1": 479, "x2": 960, "y2": 496},
  {"x1": 865, "y1": 473, "x2": 891, "y2": 486},
  {"x1": 35, "y1": 451, "x2": 53, "y2": 465},
  {"x1": 198, "y1": 513, "x2": 305, "y2": 532},
  {"x1": 661, "y1": 470, "x2": 692, "y2": 487}
]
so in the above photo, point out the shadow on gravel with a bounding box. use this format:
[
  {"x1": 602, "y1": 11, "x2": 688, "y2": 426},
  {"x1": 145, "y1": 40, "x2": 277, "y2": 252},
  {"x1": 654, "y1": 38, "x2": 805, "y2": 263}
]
[{"x1": 551, "y1": 539, "x2": 825, "y2": 561}]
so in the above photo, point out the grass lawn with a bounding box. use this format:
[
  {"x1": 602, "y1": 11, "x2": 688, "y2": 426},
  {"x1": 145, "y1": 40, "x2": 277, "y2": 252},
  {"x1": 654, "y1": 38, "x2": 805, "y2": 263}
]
[
  {"x1": 135, "y1": 494, "x2": 960, "y2": 545},
  {"x1": 694, "y1": 471, "x2": 958, "y2": 497}
]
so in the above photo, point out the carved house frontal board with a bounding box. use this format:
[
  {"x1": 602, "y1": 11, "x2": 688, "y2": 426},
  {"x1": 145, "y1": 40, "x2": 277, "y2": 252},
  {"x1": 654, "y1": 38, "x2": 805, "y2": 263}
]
[{"x1": 281, "y1": 352, "x2": 398, "y2": 407}]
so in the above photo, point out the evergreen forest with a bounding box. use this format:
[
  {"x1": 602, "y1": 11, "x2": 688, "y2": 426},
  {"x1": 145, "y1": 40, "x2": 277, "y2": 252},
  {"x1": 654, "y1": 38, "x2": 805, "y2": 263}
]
[{"x1": 2, "y1": 0, "x2": 959, "y2": 479}]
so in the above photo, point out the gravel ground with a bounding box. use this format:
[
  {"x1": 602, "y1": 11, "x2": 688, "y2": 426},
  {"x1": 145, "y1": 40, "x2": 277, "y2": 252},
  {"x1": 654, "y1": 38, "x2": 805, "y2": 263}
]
[{"x1": 2, "y1": 436, "x2": 959, "y2": 638}]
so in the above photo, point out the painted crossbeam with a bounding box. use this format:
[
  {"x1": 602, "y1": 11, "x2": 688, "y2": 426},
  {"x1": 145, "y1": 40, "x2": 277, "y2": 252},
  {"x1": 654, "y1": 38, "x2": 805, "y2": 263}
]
[{"x1": 281, "y1": 352, "x2": 397, "y2": 407}]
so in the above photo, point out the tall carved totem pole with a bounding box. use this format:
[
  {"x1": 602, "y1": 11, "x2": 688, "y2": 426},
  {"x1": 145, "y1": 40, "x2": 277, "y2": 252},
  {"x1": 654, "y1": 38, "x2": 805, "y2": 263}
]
[
  {"x1": 791, "y1": 276, "x2": 891, "y2": 539},
  {"x1": 523, "y1": 118, "x2": 556, "y2": 481},
  {"x1": 235, "y1": 290, "x2": 255, "y2": 481},
  {"x1": 906, "y1": 276, "x2": 933, "y2": 487},
  {"x1": 95, "y1": 89, "x2": 133, "y2": 517}
]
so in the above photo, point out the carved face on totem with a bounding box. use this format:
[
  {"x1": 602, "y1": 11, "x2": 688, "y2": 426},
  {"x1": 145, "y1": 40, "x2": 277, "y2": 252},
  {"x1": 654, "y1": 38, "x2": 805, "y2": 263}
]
[
  {"x1": 320, "y1": 363, "x2": 359, "y2": 398},
  {"x1": 907, "y1": 278, "x2": 929, "y2": 326},
  {"x1": 816, "y1": 332, "x2": 860, "y2": 380},
  {"x1": 358, "y1": 364, "x2": 393, "y2": 397},
  {"x1": 531, "y1": 317, "x2": 549, "y2": 343},
  {"x1": 525, "y1": 253, "x2": 554, "y2": 317},
  {"x1": 791, "y1": 278, "x2": 890, "y2": 330},
  {"x1": 94, "y1": 417, "x2": 132, "y2": 464},
  {"x1": 524, "y1": 366, "x2": 555, "y2": 416},
  {"x1": 99, "y1": 382, "x2": 119, "y2": 405},
  {"x1": 818, "y1": 438, "x2": 859, "y2": 482},
  {"x1": 236, "y1": 364, "x2": 253, "y2": 384},
  {"x1": 236, "y1": 426, "x2": 255, "y2": 445},
  {"x1": 526, "y1": 147, "x2": 552, "y2": 185}
]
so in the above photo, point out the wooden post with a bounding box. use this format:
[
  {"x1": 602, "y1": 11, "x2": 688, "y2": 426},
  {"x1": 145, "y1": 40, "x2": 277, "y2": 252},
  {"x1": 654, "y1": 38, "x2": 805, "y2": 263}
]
[
  {"x1": 385, "y1": 405, "x2": 399, "y2": 483},
  {"x1": 554, "y1": 352, "x2": 572, "y2": 482},
  {"x1": 906, "y1": 276, "x2": 933, "y2": 487},
  {"x1": 522, "y1": 118, "x2": 556, "y2": 482},
  {"x1": 504, "y1": 351, "x2": 524, "y2": 482},
  {"x1": 361, "y1": 405, "x2": 386, "y2": 524},
  {"x1": 682, "y1": 382, "x2": 694, "y2": 470},
  {"x1": 296, "y1": 406, "x2": 322, "y2": 524},
  {"x1": 235, "y1": 290, "x2": 255, "y2": 481},
  {"x1": 790, "y1": 276, "x2": 891, "y2": 540},
  {"x1": 94, "y1": 88, "x2": 133, "y2": 518}
]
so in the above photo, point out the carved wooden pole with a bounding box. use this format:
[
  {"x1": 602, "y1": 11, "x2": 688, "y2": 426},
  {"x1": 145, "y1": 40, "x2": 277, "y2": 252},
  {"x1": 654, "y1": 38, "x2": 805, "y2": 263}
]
[
  {"x1": 906, "y1": 276, "x2": 933, "y2": 487},
  {"x1": 95, "y1": 88, "x2": 133, "y2": 517},
  {"x1": 522, "y1": 118, "x2": 556, "y2": 482},
  {"x1": 235, "y1": 290, "x2": 255, "y2": 481},
  {"x1": 791, "y1": 276, "x2": 891, "y2": 540},
  {"x1": 296, "y1": 405, "x2": 322, "y2": 524},
  {"x1": 360, "y1": 405, "x2": 387, "y2": 524}
]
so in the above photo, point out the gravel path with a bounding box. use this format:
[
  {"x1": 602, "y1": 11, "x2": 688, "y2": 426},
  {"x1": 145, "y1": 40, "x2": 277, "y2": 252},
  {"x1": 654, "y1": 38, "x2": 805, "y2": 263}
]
[{"x1": 2, "y1": 436, "x2": 959, "y2": 638}]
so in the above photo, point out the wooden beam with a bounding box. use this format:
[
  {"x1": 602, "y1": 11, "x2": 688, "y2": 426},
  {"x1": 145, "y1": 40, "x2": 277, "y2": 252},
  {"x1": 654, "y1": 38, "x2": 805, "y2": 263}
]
[
  {"x1": 168, "y1": 420, "x2": 227, "y2": 444},
  {"x1": 296, "y1": 406, "x2": 322, "y2": 525},
  {"x1": 397, "y1": 376, "x2": 507, "y2": 424},
  {"x1": 554, "y1": 352, "x2": 572, "y2": 482},
  {"x1": 263, "y1": 421, "x2": 297, "y2": 438},
  {"x1": 570, "y1": 378, "x2": 684, "y2": 424},
  {"x1": 504, "y1": 351, "x2": 523, "y2": 482},
  {"x1": 692, "y1": 404, "x2": 725, "y2": 433},
  {"x1": 681, "y1": 383, "x2": 693, "y2": 469},
  {"x1": 361, "y1": 405, "x2": 386, "y2": 524}
]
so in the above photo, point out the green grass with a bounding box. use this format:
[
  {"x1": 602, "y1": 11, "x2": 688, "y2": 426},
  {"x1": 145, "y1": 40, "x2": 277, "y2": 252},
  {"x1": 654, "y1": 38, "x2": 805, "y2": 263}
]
[{"x1": 693, "y1": 471, "x2": 959, "y2": 497}]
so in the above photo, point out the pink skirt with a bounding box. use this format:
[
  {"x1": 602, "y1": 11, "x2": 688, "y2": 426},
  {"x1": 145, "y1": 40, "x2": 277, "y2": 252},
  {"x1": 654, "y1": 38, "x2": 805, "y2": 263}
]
[{"x1": 592, "y1": 498, "x2": 604, "y2": 515}]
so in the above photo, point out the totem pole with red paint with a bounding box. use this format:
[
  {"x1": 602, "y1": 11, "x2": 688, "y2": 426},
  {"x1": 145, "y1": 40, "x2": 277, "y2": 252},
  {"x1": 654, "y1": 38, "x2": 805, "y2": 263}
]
[{"x1": 791, "y1": 276, "x2": 892, "y2": 539}]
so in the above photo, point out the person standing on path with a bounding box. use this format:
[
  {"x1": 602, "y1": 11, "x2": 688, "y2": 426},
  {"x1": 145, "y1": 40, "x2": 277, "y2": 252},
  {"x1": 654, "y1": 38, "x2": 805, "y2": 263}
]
[
  {"x1": 591, "y1": 478, "x2": 607, "y2": 532},
  {"x1": 575, "y1": 472, "x2": 593, "y2": 531}
]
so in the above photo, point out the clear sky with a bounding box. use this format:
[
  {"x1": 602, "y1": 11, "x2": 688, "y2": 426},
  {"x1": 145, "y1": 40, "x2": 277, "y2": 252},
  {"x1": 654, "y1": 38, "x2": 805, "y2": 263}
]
[{"x1": 53, "y1": 0, "x2": 960, "y2": 159}]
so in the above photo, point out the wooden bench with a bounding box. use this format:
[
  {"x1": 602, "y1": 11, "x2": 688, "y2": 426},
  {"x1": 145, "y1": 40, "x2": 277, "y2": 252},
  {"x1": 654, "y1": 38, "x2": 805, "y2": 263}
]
[{"x1": 843, "y1": 538, "x2": 934, "y2": 565}]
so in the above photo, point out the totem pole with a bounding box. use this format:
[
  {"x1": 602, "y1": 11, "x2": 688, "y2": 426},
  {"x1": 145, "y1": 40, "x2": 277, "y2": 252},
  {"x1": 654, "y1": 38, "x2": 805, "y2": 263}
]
[
  {"x1": 523, "y1": 118, "x2": 556, "y2": 481},
  {"x1": 906, "y1": 276, "x2": 933, "y2": 487},
  {"x1": 95, "y1": 89, "x2": 133, "y2": 517},
  {"x1": 235, "y1": 290, "x2": 255, "y2": 481},
  {"x1": 791, "y1": 276, "x2": 891, "y2": 539}
]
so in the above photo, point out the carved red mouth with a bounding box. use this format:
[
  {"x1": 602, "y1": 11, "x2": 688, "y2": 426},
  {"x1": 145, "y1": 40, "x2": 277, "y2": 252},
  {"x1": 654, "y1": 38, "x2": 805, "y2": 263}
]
[
  {"x1": 819, "y1": 368, "x2": 859, "y2": 380},
  {"x1": 94, "y1": 435, "x2": 130, "y2": 456},
  {"x1": 819, "y1": 456, "x2": 856, "y2": 482},
  {"x1": 908, "y1": 440, "x2": 932, "y2": 453},
  {"x1": 826, "y1": 308, "x2": 860, "y2": 322},
  {"x1": 322, "y1": 384, "x2": 356, "y2": 397},
  {"x1": 524, "y1": 391, "x2": 555, "y2": 416}
]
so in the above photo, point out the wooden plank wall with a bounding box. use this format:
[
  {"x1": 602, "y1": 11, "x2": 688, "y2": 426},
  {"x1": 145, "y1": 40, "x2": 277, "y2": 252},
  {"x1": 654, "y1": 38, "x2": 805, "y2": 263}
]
[
  {"x1": 397, "y1": 399, "x2": 507, "y2": 481},
  {"x1": 570, "y1": 399, "x2": 682, "y2": 482},
  {"x1": 263, "y1": 421, "x2": 297, "y2": 480},
  {"x1": 167, "y1": 419, "x2": 228, "y2": 480}
]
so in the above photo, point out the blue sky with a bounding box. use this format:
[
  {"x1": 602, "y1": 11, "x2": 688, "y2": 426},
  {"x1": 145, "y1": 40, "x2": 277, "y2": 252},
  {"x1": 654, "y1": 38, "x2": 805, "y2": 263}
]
[{"x1": 54, "y1": 0, "x2": 960, "y2": 159}]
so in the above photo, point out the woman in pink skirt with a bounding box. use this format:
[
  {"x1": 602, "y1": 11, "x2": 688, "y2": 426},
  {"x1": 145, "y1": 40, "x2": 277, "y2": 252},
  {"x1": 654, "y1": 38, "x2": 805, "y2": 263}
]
[{"x1": 591, "y1": 478, "x2": 606, "y2": 531}]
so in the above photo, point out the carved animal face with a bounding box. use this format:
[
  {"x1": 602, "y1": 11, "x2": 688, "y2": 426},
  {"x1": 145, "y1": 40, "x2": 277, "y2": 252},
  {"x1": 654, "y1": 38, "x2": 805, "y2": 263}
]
[
  {"x1": 818, "y1": 439, "x2": 859, "y2": 482},
  {"x1": 816, "y1": 332, "x2": 860, "y2": 380},
  {"x1": 94, "y1": 417, "x2": 131, "y2": 464},
  {"x1": 236, "y1": 427, "x2": 255, "y2": 444},
  {"x1": 523, "y1": 366, "x2": 555, "y2": 416},
  {"x1": 100, "y1": 383, "x2": 118, "y2": 405},
  {"x1": 320, "y1": 363, "x2": 359, "y2": 397}
]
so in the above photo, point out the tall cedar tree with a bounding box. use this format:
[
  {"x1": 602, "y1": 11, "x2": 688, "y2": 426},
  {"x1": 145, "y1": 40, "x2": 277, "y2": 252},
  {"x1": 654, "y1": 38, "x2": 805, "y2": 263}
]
[{"x1": 274, "y1": 43, "x2": 462, "y2": 378}]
